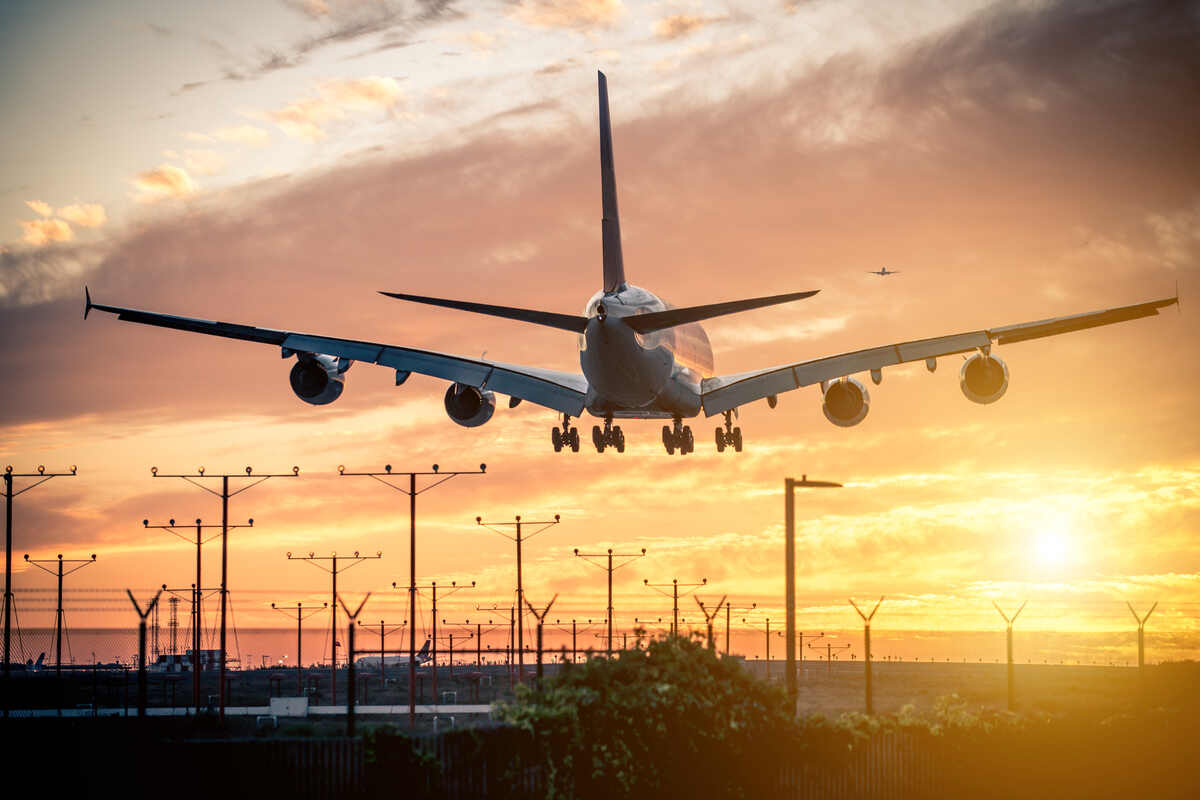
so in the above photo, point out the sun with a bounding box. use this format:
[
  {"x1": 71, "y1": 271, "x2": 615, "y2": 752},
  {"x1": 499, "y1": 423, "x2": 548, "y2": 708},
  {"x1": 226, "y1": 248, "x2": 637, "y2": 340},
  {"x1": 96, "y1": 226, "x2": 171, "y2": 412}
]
[{"x1": 1029, "y1": 510, "x2": 1076, "y2": 569}]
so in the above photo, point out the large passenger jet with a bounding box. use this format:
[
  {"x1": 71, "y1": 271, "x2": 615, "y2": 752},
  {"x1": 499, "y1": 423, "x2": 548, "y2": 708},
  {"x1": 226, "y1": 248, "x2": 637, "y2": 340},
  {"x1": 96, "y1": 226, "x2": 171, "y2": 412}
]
[{"x1": 87, "y1": 73, "x2": 1177, "y2": 456}]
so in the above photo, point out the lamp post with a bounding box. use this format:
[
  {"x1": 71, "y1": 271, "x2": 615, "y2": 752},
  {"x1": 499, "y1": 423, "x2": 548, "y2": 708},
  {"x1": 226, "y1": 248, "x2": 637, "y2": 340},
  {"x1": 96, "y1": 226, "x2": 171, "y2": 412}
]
[
  {"x1": 644, "y1": 577, "x2": 706, "y2": 637},
  {"x1": 574, "y1": 547, "x2": 645, "y2": 657},
  {"x1": 993, "y1": 600, "x2": 1027, "y2": 711},
  {"x1": 785, "y1": 475, "x2": 842, "y2": 709}
]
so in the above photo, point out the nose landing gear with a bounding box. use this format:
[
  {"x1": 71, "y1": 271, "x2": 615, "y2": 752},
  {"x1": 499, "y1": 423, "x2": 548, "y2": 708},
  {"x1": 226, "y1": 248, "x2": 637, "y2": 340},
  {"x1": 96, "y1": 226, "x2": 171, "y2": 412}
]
[
  {"x1": 714, "y1": 410, "x2": 742, "y2": 453},
  {"x1": 592, "y1": 416, "x2": 625, "y2": 453},
  {"x1": 552, "y1": 414, "x2": 580, "y2": 453},
  {"x1": 662, "y1": 417, "x2": 694, "y2": 455}
]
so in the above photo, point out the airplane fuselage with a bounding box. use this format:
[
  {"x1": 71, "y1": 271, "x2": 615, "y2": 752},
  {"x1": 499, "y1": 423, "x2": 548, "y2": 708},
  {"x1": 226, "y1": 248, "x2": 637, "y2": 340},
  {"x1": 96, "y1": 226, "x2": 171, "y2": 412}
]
[{"x1": 579, "y1": 284, "x2": 714, "y2": 419}]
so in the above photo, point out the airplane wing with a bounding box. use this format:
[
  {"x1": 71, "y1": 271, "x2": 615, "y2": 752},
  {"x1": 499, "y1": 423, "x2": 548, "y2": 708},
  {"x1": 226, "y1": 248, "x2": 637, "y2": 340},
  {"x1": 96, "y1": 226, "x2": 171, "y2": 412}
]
[
  {"x1": 85, "y1": 291, "x2": 588, "y2": 416},
  {"x1": 700, "y1": 295, "x2": 1178, "y2": 416}
]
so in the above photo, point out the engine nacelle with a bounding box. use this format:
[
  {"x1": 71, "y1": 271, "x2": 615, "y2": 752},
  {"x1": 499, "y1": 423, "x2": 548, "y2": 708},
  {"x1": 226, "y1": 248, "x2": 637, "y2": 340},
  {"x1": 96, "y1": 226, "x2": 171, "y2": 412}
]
[
  {"x1": 959, "y1": 352, "x2": 1009, "y2": 404},
  {"x1": 289, "y1": 353, "x2": 350, "y2": 405},
  {"x1": 822, "y1": 377, "x2": 870, "y2": 427},
  {"x1": 444, "y1": 383, "x2": 496, "y2": 427}
]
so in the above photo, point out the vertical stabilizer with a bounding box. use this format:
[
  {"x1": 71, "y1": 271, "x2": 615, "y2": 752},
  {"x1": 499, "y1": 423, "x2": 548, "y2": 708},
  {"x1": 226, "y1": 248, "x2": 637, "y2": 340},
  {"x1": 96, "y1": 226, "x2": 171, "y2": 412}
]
[{"x1": 598, "y1": 71, "x2": 626, "y2": 292}]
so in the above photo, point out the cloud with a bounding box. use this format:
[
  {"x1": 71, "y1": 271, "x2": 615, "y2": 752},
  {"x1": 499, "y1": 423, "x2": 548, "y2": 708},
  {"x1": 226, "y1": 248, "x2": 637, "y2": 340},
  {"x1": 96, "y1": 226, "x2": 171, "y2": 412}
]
[
  {"x1": 25, "y1": 200, "x2": 52, "y2": 217},
  {"x1": 179, "y1": 149, "x2": 227, "y2": 176},
  {"x1": 132, "y1": 164, "x2": 196, "y2": 200},
  {"x1": 18, "y1": 218, "x2": 73, "y2": 247},
  {"x1": 264, "y1": 77, "x2": 402, "y2": 142},
  {"x1": 57, "y1": 203, "x2": 107, "y2": 229},
  {"x1": 214, "y1": 124, "x2": 271, "y2": 146},
  {"x1": 286, "y1": 0, "x2": 331, "y2": 18},
  {"x1": 511, "y1": 0, "x2": 623, "y2": 30},
  {"x1": 0, "y1": 242, "x2": 100, "y2": 305},
  {"x1": 653, "y1": 14, "x2": 721, "y2": 41}
]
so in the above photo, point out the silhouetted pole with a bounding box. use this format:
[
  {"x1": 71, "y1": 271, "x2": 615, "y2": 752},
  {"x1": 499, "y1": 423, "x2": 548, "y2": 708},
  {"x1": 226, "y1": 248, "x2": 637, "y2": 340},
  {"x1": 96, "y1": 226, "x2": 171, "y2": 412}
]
[
  {"x1": 337, "y1": 593, "x2": 370, "y2": 737},
  {"x1": 359, "y1": 618, "x2": 405, "y2": 683},
  {"x1": 785, "y1": 475, "x2": 842, "y2": 709},
  {"x1": 162, "y1": 582, "x2": 217, "y2": 713},
  {"x1": 289, "y1": 550, "x2": 381, "y2": 705},
  {"x1": 1128, "y1": 601, "x2": 1158, "y2": 705},
  {"x1": 744, "y1": 618, "x2": 782, "y2": 679},
  {"x1": 127, "y1": 588, "x2": 162, "y2": 719},
  {"x1": 810, "y1": 640, "x2": 851, "y2": 673},
  {"x1": 695, "y1": 594, "x2": 728, "y2": 651},
  {"x1": 150, "y1": 464, "x2": 295, "y2": 721},
  {"x1": 644, "y1": 577, "x2": 707, "y2": 636},
  {"x1": 272, "y1": 602, "x2": 326, "y2": 694},
  {"x1": 725, "y1": 602, "x2": 756, "y2": 656},
  {"x1": 478, "y1": 603, "x2": 515, "y2": 686},
  {"x1": 850, "y1": 596, "x2": 884, "y2": 714},
  {"x1": 524, "y1": 594, "x2": 558, "y2": 684},
  {"x1": 993, "y1": 600, "x2": 1027, "y2": 712},
  {"x1": 404, "y1": 580, "x2": 472, "y2": 703},
  {"x1": 23, "y1": 553, "x2": 95, "y2": 678},
  {"x1": 796, "y1": 631, "x2": 824, "y2": 679},
  {"x1": 477, "y1": 513, "x2": 561, "y2": 682},
  {"x1": 574, "y1": 546, "x2": 645, "y2": 657},
  {"x1": 338, "y1": 463, "x2": 486, "y2": 729},
  {"x1": 3, "y1": 464, "x2": 76, "y2": 716}
]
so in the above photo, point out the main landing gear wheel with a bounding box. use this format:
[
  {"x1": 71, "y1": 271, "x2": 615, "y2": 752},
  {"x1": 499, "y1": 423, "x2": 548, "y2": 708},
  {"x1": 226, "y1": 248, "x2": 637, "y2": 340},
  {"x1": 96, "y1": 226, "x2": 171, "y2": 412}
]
[
  {"x1": 553, "y1": 414, "x2": 579, "y2": 453},
  {"x1": 716, "y1": 411, "x2": 744, "y2": 453},
  {"x1": 662, "y1": 418, "x2": 693, "y2": 455},
  {"x1": 593, "y1": 416, "x2": 625, "y2": 453}
]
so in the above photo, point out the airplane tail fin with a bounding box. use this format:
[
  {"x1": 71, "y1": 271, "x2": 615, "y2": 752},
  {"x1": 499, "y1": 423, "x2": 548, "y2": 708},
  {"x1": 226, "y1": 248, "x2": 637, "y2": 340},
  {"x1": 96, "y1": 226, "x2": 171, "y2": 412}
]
[
  {"x1": 599, "y1": 72, "x2": 626, "y2": 293},
  {"x1": 417, "y1": 639, "x2": 431, "y2": 660}
]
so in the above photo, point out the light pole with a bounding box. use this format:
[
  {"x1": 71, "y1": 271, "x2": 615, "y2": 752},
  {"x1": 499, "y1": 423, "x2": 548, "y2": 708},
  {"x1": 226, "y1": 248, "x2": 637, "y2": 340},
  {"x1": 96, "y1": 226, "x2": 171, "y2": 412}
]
[
  {"x1": 476, "y1": 514, "x2": 561, "y2": 682},
  {"x1": 272, "y1": 602, "x2": 327, "y2": 695},
  {"x1": 1128, "y1": 601, "x2": 1158, "y2": 705},
  {"x1": 644, "y1": 577, "x2": 706, "y2": 637},
  {"x1": 725, "y1": 602, "x2": 756, "y2": 656},
  {"x1": 849, "y1": 596, "x2": 884, "y2": 714},
  {"x1": 785, "y1": 474, "x2": 842, "y2": 708},
  {"x1": 993, "y1": 600, "x2": 1026, "y2": 711},
  {"x1": 744, "y1": 617, "x2": 782, "y2": 680},
  {"x1": 574, "y1": 547, "x2": 645, "y2": 657},
  {"x1": 337, "y1": 462, "x2": 486, "y2": 729},
  {"x1": 22, "y1": 553, "x2": 95, "y2": 679},
  {"x1": 695, "y1": 594, "x2": 727, "y2": 651}
]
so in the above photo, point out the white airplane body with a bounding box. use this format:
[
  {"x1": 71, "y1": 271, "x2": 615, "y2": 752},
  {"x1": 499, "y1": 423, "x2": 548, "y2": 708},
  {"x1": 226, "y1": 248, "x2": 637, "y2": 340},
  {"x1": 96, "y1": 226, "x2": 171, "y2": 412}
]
[{"x1": 87, "y1": 73, "x2": 1178, "y2": 455}]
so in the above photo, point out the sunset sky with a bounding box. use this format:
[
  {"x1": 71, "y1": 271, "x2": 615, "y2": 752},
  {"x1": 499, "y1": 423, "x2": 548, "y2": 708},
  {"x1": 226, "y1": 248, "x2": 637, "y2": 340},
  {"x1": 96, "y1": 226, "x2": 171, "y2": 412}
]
[{"x1": 1, "y1": 0, "x2": 1197, "y2": 666}]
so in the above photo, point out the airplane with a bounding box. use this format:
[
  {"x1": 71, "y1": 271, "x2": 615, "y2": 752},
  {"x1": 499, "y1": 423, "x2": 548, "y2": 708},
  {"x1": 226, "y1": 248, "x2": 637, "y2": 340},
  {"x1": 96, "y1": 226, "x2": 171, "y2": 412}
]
[
  {"x1": 85, "y1": 72, "x2": 1178, "y2": 456},
  {"x1": 868, "y1": 267, "x2": 900, "y2": 276},
  {"x1": 355, "y1": 638, "x2": 433, "y2": 669}
]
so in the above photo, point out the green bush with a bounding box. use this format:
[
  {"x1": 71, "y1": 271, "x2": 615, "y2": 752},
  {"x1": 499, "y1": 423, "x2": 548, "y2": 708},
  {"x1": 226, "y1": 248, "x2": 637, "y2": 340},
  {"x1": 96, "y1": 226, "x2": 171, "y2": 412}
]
[{"x1": 494, "y1": 635, "x2": 803, "y2": 799}]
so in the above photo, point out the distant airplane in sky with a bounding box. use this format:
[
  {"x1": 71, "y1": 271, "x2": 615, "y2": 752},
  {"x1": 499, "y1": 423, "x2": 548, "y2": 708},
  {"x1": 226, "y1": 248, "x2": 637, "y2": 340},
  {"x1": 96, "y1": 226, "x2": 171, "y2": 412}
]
[
  {"x1": 868, "y1": 267, "x2": 900, "y2": 276},
  {"x1": 86, "y1": 73, "x2": 1179, "y2": 456}
]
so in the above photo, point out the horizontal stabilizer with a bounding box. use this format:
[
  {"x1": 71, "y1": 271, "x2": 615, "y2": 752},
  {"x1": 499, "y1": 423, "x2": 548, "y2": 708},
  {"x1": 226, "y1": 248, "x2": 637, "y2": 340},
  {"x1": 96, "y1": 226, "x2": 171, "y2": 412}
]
[
  {"x1": 622, "y1": 289, "x2": 820, "y2": 334},
  {"x1": 380, "y1": 292, "x2": 588, "y2": 333}
]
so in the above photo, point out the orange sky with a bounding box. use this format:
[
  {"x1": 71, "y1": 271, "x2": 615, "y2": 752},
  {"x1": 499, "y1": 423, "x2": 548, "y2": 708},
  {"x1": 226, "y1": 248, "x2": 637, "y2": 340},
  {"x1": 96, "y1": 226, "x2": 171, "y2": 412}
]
[{"x1": 1, "y1": 0, "x2": 1198, "y2": 664}]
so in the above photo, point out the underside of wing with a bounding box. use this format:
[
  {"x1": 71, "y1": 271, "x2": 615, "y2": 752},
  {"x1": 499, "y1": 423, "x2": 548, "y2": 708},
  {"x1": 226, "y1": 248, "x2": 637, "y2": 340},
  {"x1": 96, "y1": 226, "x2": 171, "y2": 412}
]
[
  {"x1": 87, "y1": 291, "x2": 587, "y2": 416},
  {"x1": 701, "y1": 294, "x2": 1178, "y2": 417}
]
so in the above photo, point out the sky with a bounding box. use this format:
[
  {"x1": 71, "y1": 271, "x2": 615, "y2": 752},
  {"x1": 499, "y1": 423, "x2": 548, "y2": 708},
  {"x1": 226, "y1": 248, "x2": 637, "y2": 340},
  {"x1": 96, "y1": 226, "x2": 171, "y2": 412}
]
[{"x1": 1, "y1": 0, "x2": 1198, "y2": 667}]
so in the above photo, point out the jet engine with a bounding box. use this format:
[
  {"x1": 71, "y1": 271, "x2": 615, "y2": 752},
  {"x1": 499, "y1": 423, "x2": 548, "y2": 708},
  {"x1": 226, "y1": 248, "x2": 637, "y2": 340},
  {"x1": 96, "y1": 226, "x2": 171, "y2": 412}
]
[
  {"x1": 959, "y1": 352, "x2": 1009, "y2": 404},
  {"x1": 444, "y1": 383, "x2": 496, "y2": 427},
  {"x1": 822, "y1": 377, "x2": 870, "y2": 427},
  {"x1": 289, "y1": 353, "x2": 351, "y2": 405}
]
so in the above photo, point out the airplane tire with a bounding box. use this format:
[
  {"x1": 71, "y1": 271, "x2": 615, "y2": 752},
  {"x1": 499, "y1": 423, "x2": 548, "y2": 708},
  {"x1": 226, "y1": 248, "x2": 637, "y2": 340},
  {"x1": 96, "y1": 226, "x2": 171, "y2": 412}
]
[
  {"x1": 592, "y1": 425, "x2": 605, "y2": 453},
  {"x1": 569, "y1": 427, "x2": 580, "y2": 452},
  {"x1": 682, "y1": 426, "x2": 694, "y2": 454},
  {"x1": 614, "y1": 426, "x2": 625, "y2": 453},
  {"x1": 552, "y1": 428, "x2": 562, "y2": 452},
  {"x1": 715, "y1": 428, "x2": 725, "y2": 453},
  {"x1": 733, "y1": 427, "x2": 743, "y2": 452},
  {"x1": 662, "y1": 425, "x2": 674, "y2": 455}
]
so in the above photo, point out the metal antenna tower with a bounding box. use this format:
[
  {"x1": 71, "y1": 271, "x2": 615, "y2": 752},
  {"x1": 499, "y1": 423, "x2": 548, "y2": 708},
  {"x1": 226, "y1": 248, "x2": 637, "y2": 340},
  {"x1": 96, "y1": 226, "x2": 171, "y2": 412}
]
[
  {"x1": 744, "y1": 617, "x2": 783, "y2": 680},
  {"x1": 168, "y1": 597, "x2": 179, "y2": 656},
  {"x1": 272, "y1": 601, "x2": 328, "y2": 695},
  {"x1": 3, "y1": 463, "x2": 76, "y2": 716},
  {"x1": 357, "y1": 617, "x2": 406, "y2": 683},
  {"x1": 401, "y1": 579, "x2": 473, "y2": 705},
  {"x1": 337, "y1": 462, "x2": 485, "y2": 729},
  {"x1": 993, "y1": 599, "x2": 1027, "y2": 711},
  {"x1": 694, "y1": 594, "x2": 728, "y2": 651},
  {"x1": 849, "y1": 596, "x2": 884, "y2": 714},
  {"x1": 288, "y1": 549, "x2": 382, "y2": 705},
  {"x1": 643, "y1": 577, "x2": 706, "y2": 637},
  {"x1": 785, "y1": 474, "x2": 842, "y2": 708},
  {"x1": 523, "y1": 594, "x2": 558, "y2": 682},
  {"x1": 161, "y1": 582, "x2": 220, "y2": 713},
  {"x1": 22, "y1": 552, "x2": 95, "y2": 679},
  {"x1": 574, "y1": 546, "x2": 645, "y2": 657},
  {"x1": 1128, "y1": 601, "x2": 1158, "y2": 703},
  {"x1": 476, "y1": 513, "x2": 561, "y2": 683},
  {"x1": 150, "y1": 464, "x2": 298, "y2": 721}
]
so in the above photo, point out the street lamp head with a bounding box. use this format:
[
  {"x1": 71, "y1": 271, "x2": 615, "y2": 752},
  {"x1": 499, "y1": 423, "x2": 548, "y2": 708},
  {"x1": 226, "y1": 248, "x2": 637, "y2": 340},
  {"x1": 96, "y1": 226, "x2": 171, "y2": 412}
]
[
  {"x1": 384, "y1": 464, "x2": 392, "y2": 473},
  {"x1": 337, "y1": 465, "x2": 345, "y2": 474},
  {"x1": 5, "y1": 466, "x2": 11, "y2": 474},
  {"x1": 69, "y1": 465, "x2": 77, "y2": 475},
  {"x1": 150, "y1": 466, "x2": 157, "y2": 476},
  {"x1": 480, "y1": 463, "x2": 487, "y2": 473},
  {"x1": 197, "y1": 466, "x2": 204, "y2": 475},
  {"x1": 573, "y1": 548, "x2": 579, "y2": 555},
  {"x1": 271, "y1": 603, "x2": 276, "y2": 608},
  {"x1": 432, "y1": 464, "x2": 439, "y2": 473},
  {"x1": 354, "y1": 551, "x2": 360, "y2": 558},
  {"x1": 248, "y1": 518, "x2": 254, "y2": 526},
  {"x1": 22, "y1": 554, "x2": 29, "y2": 562},
  {"x1": 245, "y1": 466, "x2": 253, "y2": 475},
  {"x1": 168, "y1": 518, "x2": 175, "y2": 526},
  {"x1": 286, "y1": 552, "x2": 292, "y2": 558},
  {"x1": 292, "y1": 466, "x2": 300, "y2": 475},
  {"x1": 554, "y1": 514, "x2": 560, "y2": 522},
  {"x1": 392, "y1": 581, "x2": 398, "y2": 588},
  {"x1": 308, "y1": 551, "x2": 314, "y2": 558},
  {"x1": 37, "y1": 465, "x2": 45, "y2": 474},
  {"x1": 470, "y1": 581, "x2": 476, "y2": 587},
  {"x1": 375, "y1": 551, "x2": 382, "y2": 557},
  {"x1": 476, "y1": 516, "x2": 482, "y2": 524},
  {"x1": 641, "y1": 548, "x2": 646, "y2": 555},
  {"x1": 195, "y1": 518, "x2": 201, "y2": 525},
  {"x1": 643, "y1": 579, "x2": 649, "y2": 585},
  {"x1": 702, "y1": 578, "x2": 707, "y2": 584},
  {"x1": 90, "y1": 554, "x2": 96, "y2": 561}
]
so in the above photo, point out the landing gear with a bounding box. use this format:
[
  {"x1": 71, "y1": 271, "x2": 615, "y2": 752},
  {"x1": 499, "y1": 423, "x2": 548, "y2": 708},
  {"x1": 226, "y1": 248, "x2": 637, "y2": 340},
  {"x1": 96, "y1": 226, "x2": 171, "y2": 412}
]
[
  {"x1": 715, "y1": 411, "x2": 743, "y2": 453},
  {"x1": 592, "y1": 416, "x2": 625, "y2": 453},
  {"x1": 661, "y1": 417, "x2": 694, "y2": 455},
  {"x1": 553, "y1": 414, "x2": 579, "y2": 453}
]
